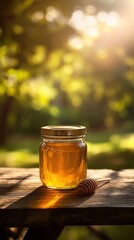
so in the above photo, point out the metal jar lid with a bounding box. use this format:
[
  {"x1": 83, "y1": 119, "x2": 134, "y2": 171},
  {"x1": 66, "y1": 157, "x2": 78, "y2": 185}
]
[{"x1": 41, "y1": 125, "x2": 86, "y2": 138}]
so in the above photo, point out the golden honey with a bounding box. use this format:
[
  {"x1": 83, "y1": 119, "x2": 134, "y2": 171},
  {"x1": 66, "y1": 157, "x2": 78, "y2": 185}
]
[{"x1": 39, "y1": 126, "x2": 87, "y2": 189}]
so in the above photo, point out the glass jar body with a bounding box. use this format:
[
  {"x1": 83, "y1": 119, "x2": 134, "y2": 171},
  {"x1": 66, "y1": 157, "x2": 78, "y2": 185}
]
[{"x1": 39, "y1": 137, "x2": 87, "y2": 189}]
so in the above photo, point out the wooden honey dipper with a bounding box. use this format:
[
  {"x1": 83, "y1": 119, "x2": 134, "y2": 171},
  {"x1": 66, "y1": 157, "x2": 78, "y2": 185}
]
[{"x1": 77, "y1": 178, "x2": 110, "y2": 196}]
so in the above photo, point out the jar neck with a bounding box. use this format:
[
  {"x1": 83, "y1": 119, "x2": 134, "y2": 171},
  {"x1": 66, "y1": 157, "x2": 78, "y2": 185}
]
[{"x1": 42, "y1": 136, "x2": 85, "y2": 142}]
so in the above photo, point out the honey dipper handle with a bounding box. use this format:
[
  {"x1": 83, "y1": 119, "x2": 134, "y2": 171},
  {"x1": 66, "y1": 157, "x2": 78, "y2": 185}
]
[
  {"x1": 97, "y1": 178, "x2": 111, "y2": 188},
  {"x1": 97, "y1": 178, "x2": 111, "y2": 182}
]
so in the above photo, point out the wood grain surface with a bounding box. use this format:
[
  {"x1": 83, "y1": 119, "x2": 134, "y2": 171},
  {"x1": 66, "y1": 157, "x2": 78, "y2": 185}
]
[{"x1": 0, "y1": 168, "x2": 134, "y2": 227}]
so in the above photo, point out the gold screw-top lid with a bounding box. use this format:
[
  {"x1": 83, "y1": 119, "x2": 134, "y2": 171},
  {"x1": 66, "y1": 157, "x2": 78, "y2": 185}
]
[{"x1": 41, "y1": 125, "x2": 86, "y2": 138}]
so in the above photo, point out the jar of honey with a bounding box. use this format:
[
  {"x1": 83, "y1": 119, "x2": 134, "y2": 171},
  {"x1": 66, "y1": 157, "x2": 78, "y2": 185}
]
[{"x1": 39, "y1": 125, "x2": 87, "y2": 189}]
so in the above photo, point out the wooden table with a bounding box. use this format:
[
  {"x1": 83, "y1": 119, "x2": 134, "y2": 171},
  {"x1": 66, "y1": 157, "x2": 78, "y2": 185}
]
[{"x1": 0, "y1": 168, "x2": 134, "y2": 239}]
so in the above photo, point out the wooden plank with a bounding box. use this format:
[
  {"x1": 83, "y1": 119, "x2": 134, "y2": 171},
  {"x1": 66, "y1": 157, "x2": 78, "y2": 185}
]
[{"x1": 0, "y1": 168, "x2": 134, "y2": 227}]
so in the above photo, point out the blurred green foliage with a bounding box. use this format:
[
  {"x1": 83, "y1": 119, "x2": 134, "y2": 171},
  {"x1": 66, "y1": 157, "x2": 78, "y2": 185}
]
[
  {"x1": 0, "y1": 127, "x2": 134, "y2": 170},
  {"x1": 59, "y1": 225, "x2": 134, "y2": 240},
  {"x1": 0, "y1": 0, "x2": 134, "y2": 144}
]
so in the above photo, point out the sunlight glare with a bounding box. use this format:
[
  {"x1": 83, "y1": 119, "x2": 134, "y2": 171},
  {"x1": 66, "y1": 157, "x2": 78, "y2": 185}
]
[
  {"x1": 85, "y1": 15, "x2": 97, "y2": 26},
  {"x1": 86, "y1": 27, "x2": 100, "y2": 38},
  {"x1": 68, "y1": 36, "x2": 84, "y2": 49},
  {"x1": 107, "y1": 12, "x2": 121, "y2": 27},
  {"x1": 45, "y1": 6, "x2": 64, "y2": 24},
  {"x1": 97, "y1": 11, "x2": 121, "y2": 27},
  {"x1": 31, "y1": 11, "x2": 44, "y2": 22},
  {"x1": 69, "y1": 10, "x2": 85, "y2": 31},
  {"x1": 69, "y1": 2, "x2": 130, "y2": 52},
  {"x1": 85, "y1": 5, "x2": 96, "y2": 14},
  {"x1": 97, "y1": 11, "x2": 108, "y2": 23}
]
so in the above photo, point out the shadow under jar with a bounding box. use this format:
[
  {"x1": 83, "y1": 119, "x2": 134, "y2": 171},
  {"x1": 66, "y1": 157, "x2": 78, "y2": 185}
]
[{"x1": 39, "y1": 125, "x2": 87, "y2": 189}]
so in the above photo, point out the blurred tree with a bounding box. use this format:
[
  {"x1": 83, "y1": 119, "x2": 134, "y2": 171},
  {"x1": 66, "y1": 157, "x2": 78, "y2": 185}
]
[
  {"x1": 0, "y1": 0, "x2": 75, "y2": 143},
  {"x1": 0, "y1": 0, "x2": 134, "y2": 144}
]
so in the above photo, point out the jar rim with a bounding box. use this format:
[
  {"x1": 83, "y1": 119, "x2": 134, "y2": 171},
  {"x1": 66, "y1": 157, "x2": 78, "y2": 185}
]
[{"x1": 41, "y1": 125, "x2": 86, "y2": 138}]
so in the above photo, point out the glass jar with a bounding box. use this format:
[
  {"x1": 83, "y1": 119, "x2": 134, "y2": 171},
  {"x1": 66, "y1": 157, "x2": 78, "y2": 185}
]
[{"x1": 39, "y1": 125, "x2": 87, "y2": 189}]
